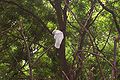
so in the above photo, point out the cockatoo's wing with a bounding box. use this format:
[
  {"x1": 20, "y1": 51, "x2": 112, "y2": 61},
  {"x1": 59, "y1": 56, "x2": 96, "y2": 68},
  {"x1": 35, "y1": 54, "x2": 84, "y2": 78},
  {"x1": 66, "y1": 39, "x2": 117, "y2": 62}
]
[
  {"x1": 54, "y1": 33, "x2": 64, "y2": 48},
  {"x1": 55, "y1": 38, "x2": 61, "y2": 48}
]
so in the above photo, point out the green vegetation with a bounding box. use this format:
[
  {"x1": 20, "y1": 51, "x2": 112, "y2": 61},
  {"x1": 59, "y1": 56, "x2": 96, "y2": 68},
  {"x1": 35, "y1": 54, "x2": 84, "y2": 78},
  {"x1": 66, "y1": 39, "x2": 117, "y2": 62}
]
[{"x1": 0, "y1": 0, "x2": 120, "y2": 80}]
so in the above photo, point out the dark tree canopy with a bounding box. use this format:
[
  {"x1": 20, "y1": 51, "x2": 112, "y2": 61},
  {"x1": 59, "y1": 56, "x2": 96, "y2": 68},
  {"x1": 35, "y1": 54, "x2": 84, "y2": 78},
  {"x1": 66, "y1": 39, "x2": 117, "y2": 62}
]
[{"x1": 0, "y1": 0, "x2": 120, "y2": 80}]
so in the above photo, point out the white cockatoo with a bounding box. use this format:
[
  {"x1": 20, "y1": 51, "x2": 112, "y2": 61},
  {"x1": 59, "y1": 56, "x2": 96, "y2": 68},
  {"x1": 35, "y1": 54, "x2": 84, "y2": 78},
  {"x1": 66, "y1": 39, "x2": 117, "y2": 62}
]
[{"x1": 52, "y1": 30, "x2": 64, "y2": 49}]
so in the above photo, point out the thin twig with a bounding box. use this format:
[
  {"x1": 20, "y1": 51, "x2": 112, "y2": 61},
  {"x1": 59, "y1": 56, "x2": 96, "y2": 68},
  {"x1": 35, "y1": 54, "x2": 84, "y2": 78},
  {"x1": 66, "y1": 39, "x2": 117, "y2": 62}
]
[
  {"x1": 19, "y1": 20, "x2": 33, "y2": 80},
  {"x1": 62, "y1": 71, "x2": 70, "y2": 80},
  {"x1": 31, "y1": 44, "x2": 54, "y2": 67},
  {"x1": 98, "y1": 0, "x2": 120, "y2": 34},
  {"x1": 1, "y1": 0, "x2": 52, "y2": 35}
]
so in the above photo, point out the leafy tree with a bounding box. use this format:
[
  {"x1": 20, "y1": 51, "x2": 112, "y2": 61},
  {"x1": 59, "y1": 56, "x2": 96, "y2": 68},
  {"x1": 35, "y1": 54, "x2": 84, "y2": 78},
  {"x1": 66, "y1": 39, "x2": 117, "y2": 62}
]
[{"x1": 0, "y1": 0, "x2": 120, "y2": 80}]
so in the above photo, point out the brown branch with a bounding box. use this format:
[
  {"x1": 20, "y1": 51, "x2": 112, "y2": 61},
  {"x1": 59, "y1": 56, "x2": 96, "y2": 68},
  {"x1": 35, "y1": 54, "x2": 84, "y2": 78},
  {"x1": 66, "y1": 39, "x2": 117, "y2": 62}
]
[
  {"x1": 48, "y1": 0, "x2": 56, "y2": 9},
  {"x1": 78, "y1": 49, "x2": 114, "y2": 72},
  {"x1": 62, "y1": 71, "x2": 70, "y2": 80},
  {"x1": 112, "y1": 37, "x2": 117, "y2": 79},
  {"x1": 89, "y1": 9, "x2": 104, "y2": 26},
  {"x1": 31, "y1": 44, "x2": 54, "y2": 67},
  {"x1": 1, "y1": 0, "x2": 52, "y2": 35},
  {"x1": 74, "y1": 1, "x2": 96, "y2": 79},
  {"x1": 67, "y1": 5, "x2": 84, "y2": 27},
  {"x1": 100, "y1": 27, "x2": 112, "y2": 51},
  {"x1": 49, "y1": 1, "x2": 71, "y2": 80},
  {"x1": 18, "y1": 20, "x2": 33, "y2": 80},
  {"x1": 97, "y1": 0, "x2": 120, "y2": 34},
  {"x1": 95, "y1": 53, "x2": 106, "y2": 80}
]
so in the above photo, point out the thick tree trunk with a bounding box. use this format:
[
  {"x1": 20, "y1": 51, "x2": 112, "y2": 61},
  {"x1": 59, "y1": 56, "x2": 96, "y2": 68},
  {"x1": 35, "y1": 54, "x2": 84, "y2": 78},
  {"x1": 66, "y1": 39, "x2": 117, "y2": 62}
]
[
  {"x1": 112, "y1": 37, "x2": 117, "y2": 80},
  {"x1": 51, "y1": 0, "x2": 72, "y2": 80}
]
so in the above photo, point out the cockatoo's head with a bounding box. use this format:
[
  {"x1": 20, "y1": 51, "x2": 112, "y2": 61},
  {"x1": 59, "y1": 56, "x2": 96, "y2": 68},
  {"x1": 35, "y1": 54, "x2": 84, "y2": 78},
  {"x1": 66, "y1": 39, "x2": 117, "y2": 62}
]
[
  {"x1": 52, "y1": 30, "x2": 62, "y2": 35},
  {"x1": 52, "y1": 30, "x2": 56, "y2": 35}
]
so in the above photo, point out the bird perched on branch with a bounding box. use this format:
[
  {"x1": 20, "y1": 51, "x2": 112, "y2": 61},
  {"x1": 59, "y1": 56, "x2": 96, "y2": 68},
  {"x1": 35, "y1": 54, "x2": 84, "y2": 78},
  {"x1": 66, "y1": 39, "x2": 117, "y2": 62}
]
[{"x1": 52, "y1": 30, "x2": 64, "y2": 49}]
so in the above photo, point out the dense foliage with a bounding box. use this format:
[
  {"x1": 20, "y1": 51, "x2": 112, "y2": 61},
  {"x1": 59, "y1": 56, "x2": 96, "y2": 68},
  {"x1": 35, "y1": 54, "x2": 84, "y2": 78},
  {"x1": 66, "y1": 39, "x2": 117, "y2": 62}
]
[{"x1": 0, "y1": 0, "x2": 120, "y2": 80}]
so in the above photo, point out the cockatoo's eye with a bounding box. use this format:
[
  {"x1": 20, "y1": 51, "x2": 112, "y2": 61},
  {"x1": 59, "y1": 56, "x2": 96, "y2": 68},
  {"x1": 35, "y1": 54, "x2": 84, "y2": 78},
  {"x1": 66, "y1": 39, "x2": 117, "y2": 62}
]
[{"x1": 52, "y1": 30, "x2": 64, "y2": 48}]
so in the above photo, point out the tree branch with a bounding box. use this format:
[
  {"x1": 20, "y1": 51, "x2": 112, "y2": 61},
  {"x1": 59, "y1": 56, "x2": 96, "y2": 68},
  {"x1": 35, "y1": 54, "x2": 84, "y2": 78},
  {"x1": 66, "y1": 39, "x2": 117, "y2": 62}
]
[
  {"x1": 18, "y1": 20, "x2": 33, "y2": 80},
  {"x1": 1, "y1": 0, "x2": 52, "y2": 35},
  {"x1": 97, "y1": 0, "x2": 120, "y2": 34}
]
